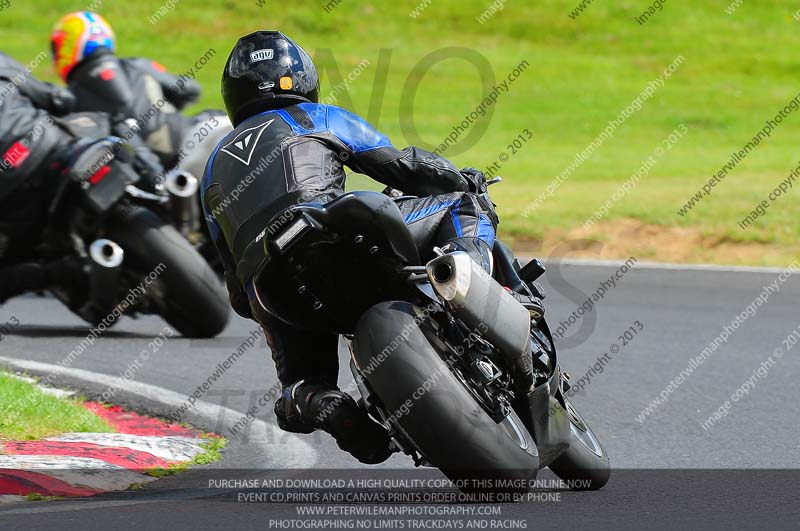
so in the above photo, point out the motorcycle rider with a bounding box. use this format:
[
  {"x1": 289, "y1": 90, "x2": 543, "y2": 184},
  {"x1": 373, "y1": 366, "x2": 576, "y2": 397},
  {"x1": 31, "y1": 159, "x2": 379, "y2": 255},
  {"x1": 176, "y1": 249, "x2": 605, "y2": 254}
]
[
  {"x1": 202, "y1": 31, "x2": 519, "y2": 464},
  {"x1": 0, "y1": 52, "x2": 164, "y2": 303},
  {"x1": 50, "y1": 11, "x2": 231, "y2": 177}
]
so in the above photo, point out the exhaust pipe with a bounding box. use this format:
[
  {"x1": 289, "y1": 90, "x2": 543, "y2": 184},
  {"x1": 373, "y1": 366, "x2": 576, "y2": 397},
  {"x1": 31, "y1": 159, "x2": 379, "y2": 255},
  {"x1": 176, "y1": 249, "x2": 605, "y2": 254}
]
[
  {"x1": 88, "y1": 239, "x2": 124, "y2": 314},
  {"x1": 165, "y1": 170, "x2": 200, "y2": 234},
  {"x1": 427, "y1": 252, "x2": 531, "y2": 367}
]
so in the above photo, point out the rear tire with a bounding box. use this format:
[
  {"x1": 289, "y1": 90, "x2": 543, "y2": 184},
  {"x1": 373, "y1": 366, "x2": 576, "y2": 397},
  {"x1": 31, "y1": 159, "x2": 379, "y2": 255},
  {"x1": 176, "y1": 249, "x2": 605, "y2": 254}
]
[
  {"x1": 548, "y1": 400, "x2": 610, "y2": 490},
  {"x1": 353, "y1": 301, "x2": 538, "y2": 492},
  {"x1": 108, "y1": 207, "x2": 230, "y2": 338}
]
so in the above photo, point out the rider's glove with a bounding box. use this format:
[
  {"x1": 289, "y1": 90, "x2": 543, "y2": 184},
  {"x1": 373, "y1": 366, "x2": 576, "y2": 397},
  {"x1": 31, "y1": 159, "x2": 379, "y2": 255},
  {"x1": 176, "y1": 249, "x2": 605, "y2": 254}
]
[
  {"x1": 460, "y1": 167, "x2": 489, "y2": 194},
  {"x1": 49, "y1": 87, "x2": 76, "y2": 116}
]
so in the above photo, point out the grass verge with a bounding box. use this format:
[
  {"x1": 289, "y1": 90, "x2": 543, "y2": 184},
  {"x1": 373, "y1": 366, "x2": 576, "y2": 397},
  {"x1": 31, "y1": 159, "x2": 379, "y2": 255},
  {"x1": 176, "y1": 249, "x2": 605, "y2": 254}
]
[
  {"x1": 0, "y1": 372, "x2": 113, "y2": 442},
  {"x1": 2, "y1": 1, "x2": 798, "y2": 264}
]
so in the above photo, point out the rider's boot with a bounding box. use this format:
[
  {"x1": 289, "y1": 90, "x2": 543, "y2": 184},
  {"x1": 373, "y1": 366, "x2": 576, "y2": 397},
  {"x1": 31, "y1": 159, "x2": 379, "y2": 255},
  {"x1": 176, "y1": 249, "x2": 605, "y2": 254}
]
[{"x1": 275, "y1": 381, "x2": 393, "y2": 464}]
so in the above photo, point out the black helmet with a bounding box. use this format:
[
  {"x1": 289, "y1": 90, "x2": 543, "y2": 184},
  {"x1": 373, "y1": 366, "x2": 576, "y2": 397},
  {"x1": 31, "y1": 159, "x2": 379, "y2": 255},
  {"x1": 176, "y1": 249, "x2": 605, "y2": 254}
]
[{"x1": 222, "y1": 31, "x2": 319, "y2": 126}]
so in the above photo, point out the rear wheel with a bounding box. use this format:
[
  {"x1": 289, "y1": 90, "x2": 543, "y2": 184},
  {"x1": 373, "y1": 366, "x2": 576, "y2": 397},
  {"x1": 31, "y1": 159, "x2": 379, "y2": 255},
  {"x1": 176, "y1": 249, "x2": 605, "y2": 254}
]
[
  {"x1": 547, "y1": 400, "x2": 610, "y2": 490},
  {"x1": 108, "y1": 207, "x2": 230, "y2": 338},
  {"x1": 353, "y1": 301, "x2": 538, "y2": 492}
]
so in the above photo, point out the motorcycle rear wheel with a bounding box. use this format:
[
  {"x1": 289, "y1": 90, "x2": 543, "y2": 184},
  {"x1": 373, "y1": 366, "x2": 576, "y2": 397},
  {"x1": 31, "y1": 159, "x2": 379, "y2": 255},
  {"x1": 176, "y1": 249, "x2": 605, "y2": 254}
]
[
  {"x1": 107, "y1": 206, "x2": 230, "y2": 338},
  {"x1": 353, "y1": 301, "x2": 539, "y2": 493}
]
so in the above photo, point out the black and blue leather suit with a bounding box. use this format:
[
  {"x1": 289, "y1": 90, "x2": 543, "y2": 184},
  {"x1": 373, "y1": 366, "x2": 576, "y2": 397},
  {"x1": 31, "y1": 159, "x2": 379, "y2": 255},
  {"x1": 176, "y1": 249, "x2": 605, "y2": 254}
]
[{"x1": 201, "y1": 102, "x2": 497, "y2": 398}]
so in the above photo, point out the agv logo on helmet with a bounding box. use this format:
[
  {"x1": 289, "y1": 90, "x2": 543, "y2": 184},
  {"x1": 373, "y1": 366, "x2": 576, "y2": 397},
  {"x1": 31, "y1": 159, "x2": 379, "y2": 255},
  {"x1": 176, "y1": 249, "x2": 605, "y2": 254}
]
[{"x1": 250, "y1": 49, "x2": 274, "y2": 63}]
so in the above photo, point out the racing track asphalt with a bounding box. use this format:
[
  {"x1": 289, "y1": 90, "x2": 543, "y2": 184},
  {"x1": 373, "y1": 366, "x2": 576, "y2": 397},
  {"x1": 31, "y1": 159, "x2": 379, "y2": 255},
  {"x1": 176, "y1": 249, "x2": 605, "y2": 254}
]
[{"x1": 1, "y1": 260, "x2": 798, "y2": 530}]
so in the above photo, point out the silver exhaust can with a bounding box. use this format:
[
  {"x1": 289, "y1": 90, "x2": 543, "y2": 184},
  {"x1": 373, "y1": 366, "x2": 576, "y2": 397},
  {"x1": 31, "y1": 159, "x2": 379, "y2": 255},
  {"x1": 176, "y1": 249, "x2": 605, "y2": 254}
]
[
  {"x1": 88, "y1": 239, "x2": 124, "y2": 314},
  {"x1": 164, "y1": 170, "x2": 200, "y2": 233},
  {"x1": 89, "y1": 239, "x2": 124, "y2": 269},
  {"x1": 426, "y1": 252, "x2": 531, "y2": 361}
]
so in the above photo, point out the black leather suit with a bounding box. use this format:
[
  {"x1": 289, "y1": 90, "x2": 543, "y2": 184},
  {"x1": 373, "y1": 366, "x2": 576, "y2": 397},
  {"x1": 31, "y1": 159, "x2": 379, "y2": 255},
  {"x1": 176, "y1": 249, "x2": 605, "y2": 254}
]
[{"x1": 66, "y1": 49, "x2": 201, "y2": 168}]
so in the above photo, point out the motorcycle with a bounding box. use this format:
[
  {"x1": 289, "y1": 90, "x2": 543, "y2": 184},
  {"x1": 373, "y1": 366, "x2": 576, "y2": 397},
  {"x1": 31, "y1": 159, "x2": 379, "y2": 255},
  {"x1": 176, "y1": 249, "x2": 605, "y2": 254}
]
[
  {"x1": 57, "y1": 111, "x2": 232, "y2": 273},
  {"x1": 250, "y1": 186, "x2": 610, "y2": 491},
  {"x1": 27, "y1": 138, "x2": 230, "y2": 338}
]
